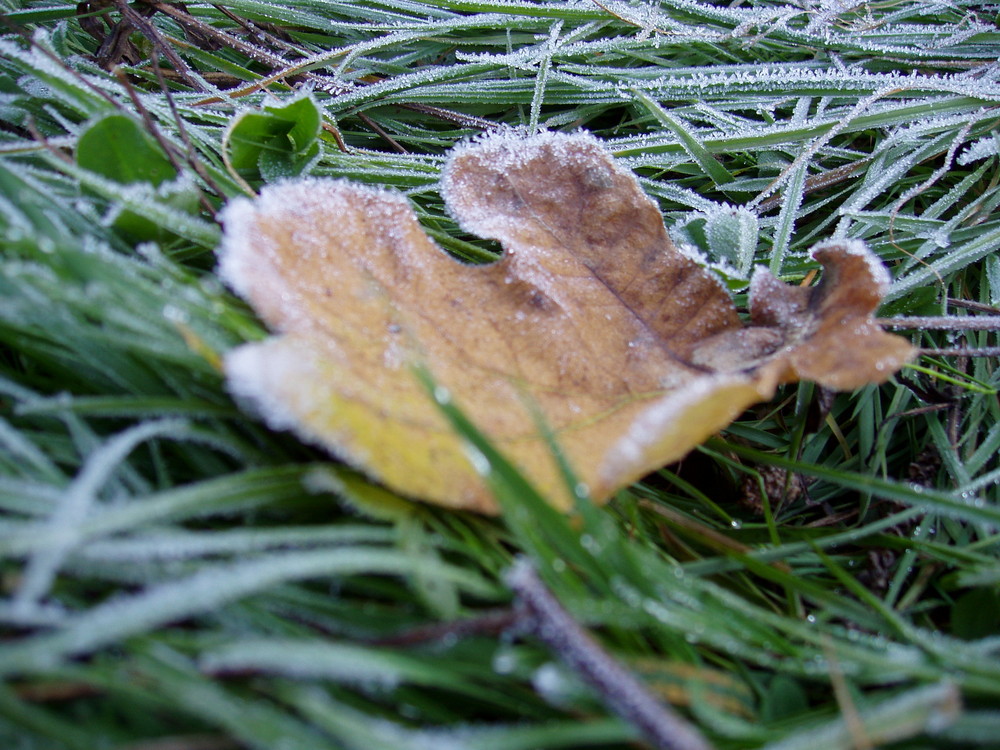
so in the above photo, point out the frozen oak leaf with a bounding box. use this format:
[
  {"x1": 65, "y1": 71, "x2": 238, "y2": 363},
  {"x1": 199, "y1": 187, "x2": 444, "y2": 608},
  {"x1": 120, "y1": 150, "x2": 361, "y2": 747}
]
[{"x1": 219, "y1": 131, "x2": 914, "y2": 514}]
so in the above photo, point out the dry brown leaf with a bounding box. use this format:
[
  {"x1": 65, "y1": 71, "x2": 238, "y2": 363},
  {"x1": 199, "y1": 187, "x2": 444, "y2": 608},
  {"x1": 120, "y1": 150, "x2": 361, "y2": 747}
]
[{"x1": 218, "y1": 131, "x2": 915, "y2": 514}]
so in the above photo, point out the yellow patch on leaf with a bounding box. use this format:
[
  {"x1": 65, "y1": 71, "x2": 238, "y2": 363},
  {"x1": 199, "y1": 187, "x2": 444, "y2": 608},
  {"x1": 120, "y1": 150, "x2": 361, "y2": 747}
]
[{"x1": 219, "y1": 131, "x2": 914, "y2": 514}]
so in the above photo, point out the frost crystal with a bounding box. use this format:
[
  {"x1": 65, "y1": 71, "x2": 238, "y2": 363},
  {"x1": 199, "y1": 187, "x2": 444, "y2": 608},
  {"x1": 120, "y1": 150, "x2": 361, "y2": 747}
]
[{"x1": 958, "y1": 133, "x2": 1000, "y2": 165}]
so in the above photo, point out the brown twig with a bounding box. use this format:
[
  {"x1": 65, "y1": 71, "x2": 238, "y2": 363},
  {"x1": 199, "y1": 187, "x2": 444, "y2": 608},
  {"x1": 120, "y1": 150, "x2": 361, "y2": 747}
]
[
  {"x1": 112, "y1": 64, "x2": 221, "y2": 217},
  {"x1": 322, "y1": 120, "x2": 350, "y2": 153},
  {"x1": 756, "y1": 158, "x2": 871, "y2": 213},
  {"x1": 507, "y1": 558, "x2": 715, "y2": 750},
  {"x1": 947, "y1": 298, "x2": 1000, "y2": 315},
  {"x1": 148, "y1": 1, "x2": 348, "y2": 93},
  {"x1": 152, "y1": 1, "x2": 286, "y2": 66},
  {"x1": 77, "y1": 0, "x2": 112, "y2": 44},
  {"x1": 920, "y1": 346, "x2": 1000, "y2": 358},
  {"x1": 154, "y1": 68, "x2": 241, "y2": 86},
  {"x1": 0, "y1": 119, "x2": 34, "y2": 140},
  {"x1": 211, "y1": 3, "x2": 298, "y2": 54},
  {"x1": 357, "y1": 111, "x2": 408, "y2": 153},
  {"x1": 149, "y1": 49, "x2": 225, "y2": 213},
  {"x1": 878, "y1": 317, "x2": 999, "y2": 358},
  {"x1": 94, "y1": 0, "x2": 145, "y2": 68},
  {"x1": 149, "y1": 0, "x2": 500, "y2": 142},
  {"x1": 878, "y1": 316, "x2": 1000, "y2": 331},
  {"x1": 399, "y1": 103, "x2": 502, "y2": 132},
  {"x1": 113, "y1": 65, "x2": 187, "y2": 176},
  {"x1": 111, "y1": 0, "x2": 203, "y2": 90},
  {"x1": 640, "y1": 500, "x2": 794, "y2": 571},
  {"x1": 25, "y1": 117, "x2": 73, "y2": 164}
]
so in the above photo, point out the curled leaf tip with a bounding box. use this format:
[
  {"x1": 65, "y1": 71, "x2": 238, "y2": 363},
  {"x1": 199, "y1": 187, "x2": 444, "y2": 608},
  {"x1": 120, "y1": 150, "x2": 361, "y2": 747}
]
[{"x1": 219, "y1": 131, "x2": 915, "y2": 514}]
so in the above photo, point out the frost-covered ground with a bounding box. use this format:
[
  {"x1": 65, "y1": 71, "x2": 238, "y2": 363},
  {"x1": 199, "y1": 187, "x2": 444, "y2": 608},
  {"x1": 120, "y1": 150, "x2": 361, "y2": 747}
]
[{"x1": 1, "y1": 1, "x2": 999, "y2": 748}]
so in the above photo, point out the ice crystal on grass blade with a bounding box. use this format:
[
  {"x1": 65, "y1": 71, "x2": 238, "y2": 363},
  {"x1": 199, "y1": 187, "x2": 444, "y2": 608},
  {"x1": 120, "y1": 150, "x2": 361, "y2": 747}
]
[
  {"x1": 11, "y1": 420, "x2": 196, "y2": 617},
  {"x1": 958, "y1": 133, "x2": 1000, "y2": 165}
]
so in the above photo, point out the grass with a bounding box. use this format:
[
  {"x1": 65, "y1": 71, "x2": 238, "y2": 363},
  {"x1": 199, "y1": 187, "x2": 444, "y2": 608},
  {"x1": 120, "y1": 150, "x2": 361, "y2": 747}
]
[{"x1": 1, "y1": 0, "x2": 999, "y2": 747}]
